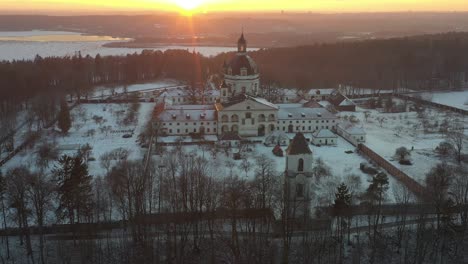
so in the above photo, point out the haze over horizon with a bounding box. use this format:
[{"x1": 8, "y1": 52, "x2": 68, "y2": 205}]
[{"x1": 2, "y1": 0, "x2": 468, "y2": 15}]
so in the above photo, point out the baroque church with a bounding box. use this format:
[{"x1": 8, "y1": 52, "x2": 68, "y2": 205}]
[{"x1": 154, "y1": 33, "x2": 341, "y2": 139}]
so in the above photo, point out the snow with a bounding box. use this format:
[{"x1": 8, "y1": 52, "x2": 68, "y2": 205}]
[
  {"x1": 340, "y1": 105, "x2": 467, "y2": 185},
  {"x1": 2, "y1": 102, "x2": 156, "y2": 176},
  {"x1": 0, "y1": 31, "x2": 247, "y2": 61},
  {"x1": 313, "y1": 129, "x2": 337, "y2": 138},
  {"x1": 91, "y1": 79, "x2": 183, "y2": 98},
  {"x1": 411, "y1": 90, "x2": 468, "y2": 111}
]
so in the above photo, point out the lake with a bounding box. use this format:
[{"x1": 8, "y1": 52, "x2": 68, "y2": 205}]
[{"x1": 0, "y1": 31, "x2": 242, "y2": 61}]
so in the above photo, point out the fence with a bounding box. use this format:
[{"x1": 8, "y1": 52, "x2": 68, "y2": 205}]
[
  {"x1": 358, "y1": 144, "x2": 428, "y2": 200},
  {"x1": 395, "y1": 94, "x2": 468, "y2": 115}
]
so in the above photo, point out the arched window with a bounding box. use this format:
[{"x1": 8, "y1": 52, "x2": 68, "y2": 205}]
[
  {"x1": 258, "y1": 114, "x2": 266, "y2": 122},
  {"x1": 231, "y1": 114, "x2": 239, "y2": 122},
  {"x1": 298, "y1": 158, "x2": 304, "y2": 172},
  {"x1": 221, "y1": 115, "x2": 229, "y2": 123}
]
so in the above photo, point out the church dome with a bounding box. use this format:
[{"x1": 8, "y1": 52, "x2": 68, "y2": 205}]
[
  {"x1": 224, "y1": 33, "x2": 258, "y2": 76},
  {"x1": 225, "y1": 54, "x2": 258, "y2": 76}
]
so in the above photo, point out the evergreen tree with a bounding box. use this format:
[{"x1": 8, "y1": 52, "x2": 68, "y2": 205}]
[
  {"x1": 333, "y1": 183, "x2": 352, "y2": 259},
  {"x1": 54, "y1": 155, "x2": 93, "y2": 225},
  {"x1": 57, "y1": 99, "x2": 71, "y2": 133}
]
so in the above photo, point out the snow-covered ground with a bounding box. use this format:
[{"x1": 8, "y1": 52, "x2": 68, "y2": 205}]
[
  {"x1": 340, "y1": 106, "x2": 467, "y2": 185},
  {"x1": 165, "y1": 135, "x2": 401, "y2": 204},
  {"x1": 91, "y1": 79, "x2": 183, "y2": 98},
  {"x1": 2, "y1": 102, "x2": 156, "y2": 176},
  {"x1": 412, "y1": 90, "x2": 468, "y2": 111}
]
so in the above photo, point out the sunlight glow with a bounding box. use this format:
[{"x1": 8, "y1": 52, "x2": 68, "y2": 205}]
[
  {"x1": 172, "y1": 0, "x2": 205, "y2": 11},
  {"x1": 2, "y1": 0, "x2": 468, "y2": 14}
]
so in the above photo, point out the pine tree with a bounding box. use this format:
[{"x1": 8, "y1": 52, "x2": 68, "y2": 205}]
[
  {"x1": 57, "y1": 99, "x2": 71, "y2": 133},
  {"x1": 54, "y1": 155, "x2": 93, "y2": 225},
  {"x1": 334, "y1": 183, "x2": 352, "y2": 259}
]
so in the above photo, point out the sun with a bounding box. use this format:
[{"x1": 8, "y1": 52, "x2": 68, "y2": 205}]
[{"x1": 173, "y1": 0, "x2": 204, "y2": 11}]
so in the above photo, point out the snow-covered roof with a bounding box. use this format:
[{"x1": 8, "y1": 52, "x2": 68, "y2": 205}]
[
  {"x1": 312, "y1": 129, "x2": 337, "y2": 138},
  {"x1": 277, "y1": 88, "x2": 298, "y2": 96},
  {"x1": 159, "y1": 109, "x2": 216, "y2": 122},
  {"x1": 277, "y1": 103, "x2": 304, "y2": 109},
  {"x1": 278, "y1": 107, "x2": 336, "y2": 120},
  {"x1": 307, "y1": 88, "x2": 336, "y2": 96},
  {"x1": 318, "y1": 101, "x2": 331, "y2": 108},
  {"x1": 166, "y1": 104, "x2": 215, "y2": 110},
  {"x1": 251, "y1": 97, "x2": 279, "y2": 109},
  {"x1": 338, "y1": 121, "x2": 366, "y2": 135},
  {"x1": 339, "y1": 99, "x2": 355, "y2": 106}
]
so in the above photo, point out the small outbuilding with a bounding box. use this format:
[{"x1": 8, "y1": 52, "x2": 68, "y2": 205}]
[
  {"x1": 311, "y1": 129, "x2": 338, "y2": 146},
  {"x1": 336, "y1": 121, "x2": 366, "y2": 145}
]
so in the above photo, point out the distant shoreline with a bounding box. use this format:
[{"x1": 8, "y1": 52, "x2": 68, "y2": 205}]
[{"x1": 103, "y1": 41, "x2": 265, "y2": 49}]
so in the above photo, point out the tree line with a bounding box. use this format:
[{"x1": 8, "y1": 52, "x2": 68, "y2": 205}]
[{"x1": 0, "y1": 136, "x2": 467, "y2": 263}]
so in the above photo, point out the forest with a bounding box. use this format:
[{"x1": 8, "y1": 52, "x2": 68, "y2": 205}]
[{"x1": 0, "y1": 140, "x2": 467, "y2": 263}]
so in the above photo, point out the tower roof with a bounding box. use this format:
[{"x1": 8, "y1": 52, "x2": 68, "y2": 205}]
[
  {"x1": 238, "y1": 32, "x2": 246, "y2": 46},
  {"x1": 286, "y1": 133, "x2": 312, "y2": 155}
]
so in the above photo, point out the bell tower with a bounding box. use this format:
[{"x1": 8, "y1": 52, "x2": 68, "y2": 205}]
[
  {"x1": 237, "y1": 32, "x2": 247, "y2": 53},
  {"x1": 285, "y1": 133, "x2": 313, "y2": 219}
]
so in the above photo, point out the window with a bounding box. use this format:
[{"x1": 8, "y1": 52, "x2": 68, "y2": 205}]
[
  {"x1": 207, "y1": 128, "x2": 210, "y2": 132},
  {"x1": 247, "y1": 106, "x2": 251, "y2": 110},
  {"x1": 169, "y1": 129, "x2": 173, "y2": 133},
  {"x1": 246, "y1": 112, "x2": 252, "y2": 119},
  {"x1": 185, "y1": 123, "x2": 188, "y2": 125},
  {"x1": 185, "y1": 129, "x2": 188, "y2": 133},
  {"x1": 308, "y1": 126, "x2": 311, "y2": 130},
  {"x1": 169, "y1": 123, "x2": 172, "y2": 126},
  {"x1": 177, "y1": 129, "x2": 180, "y2": 133},
  {"x1": 296, "y1": 184, "x2": 304, "y2": 198},
  {"x1": 298, "y1": 158, "x2": 304, "y2": 172}
]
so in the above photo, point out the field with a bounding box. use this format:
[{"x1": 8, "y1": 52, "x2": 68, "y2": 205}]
[
  {"x1": 412, "y1": 90, "x2": 468, "y2": 111},
  {"x1": 3, "y1": 102, "x2": 155, "y2": 176},
  {"x1": 339, "y1": 103, "x2": 467, "y2": 185}
]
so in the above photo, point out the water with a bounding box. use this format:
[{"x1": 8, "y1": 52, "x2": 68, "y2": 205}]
[{"x1": 0, "y1": 30, "x2": 242, "y2": 61}]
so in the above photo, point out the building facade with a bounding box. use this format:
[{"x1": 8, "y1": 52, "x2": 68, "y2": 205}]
[
  {"x1": 285, "y1": 133, "x2": 314, "y2": 219},
  {"x1": 153, "y1": 33, "x2": 352, "y2": 141}
]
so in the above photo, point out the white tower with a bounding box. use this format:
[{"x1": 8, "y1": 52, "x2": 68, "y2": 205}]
[
  {"x1": 222, "y1": 33, "x2": 261, "y2": 102},
  {"x1": 285, "y1": 133, "x2": 313, "y2": 219}
]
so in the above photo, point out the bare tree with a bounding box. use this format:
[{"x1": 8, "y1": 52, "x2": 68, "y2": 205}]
[
  {"x1": 446, "y1": 129, "x2": 465, "y2": 163},
  {"x1": 5, "y1": 166, "x2": 34, "y2": 263},
  {"x1": 27, "y1": 171, "x2": 54, "y2": 264},
  {"x1": 0, "y1": 170, "x2": 10, "y2": 260}
]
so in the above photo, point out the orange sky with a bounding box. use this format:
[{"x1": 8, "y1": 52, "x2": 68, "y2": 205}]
[{"x1": 1, "y1": 0, "x2": 468, "y2": 14}]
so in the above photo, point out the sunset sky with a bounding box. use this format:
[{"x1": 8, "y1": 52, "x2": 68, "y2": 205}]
[{"x1": 1, "y1": 0, "x2": 468, "y2": 14}]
